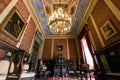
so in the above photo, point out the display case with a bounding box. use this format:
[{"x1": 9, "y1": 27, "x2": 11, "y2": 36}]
[
  {"x1": 96, "y1": 40, "x2": 120, "y2": 80},
  {"x1": 54, "y1": 54, "x2": 68, "y2": 77}
]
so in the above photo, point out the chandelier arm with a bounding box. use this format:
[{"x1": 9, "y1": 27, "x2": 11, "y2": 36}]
[
  {"x1": 48, "y1": 0, "x2": 72, "y2": 35},
  {"x1": 49, "y1": 19, "x2": 72, "y2": 26}
]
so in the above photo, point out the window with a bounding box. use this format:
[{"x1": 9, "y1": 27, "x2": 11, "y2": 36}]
[{"x1": 81, "y1": 36, "x2": 94, "y2": 70}]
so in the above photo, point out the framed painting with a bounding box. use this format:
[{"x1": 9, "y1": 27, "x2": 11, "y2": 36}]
[
  {"x1": 100, "y1": 55, "x2": 111, "y2": 72},
  {"x1": 0, "y1": 7, "x2": 26, "y2": 41},
  {"x1": 57, "y1": 45, "x2": 63, "y2": 52},
  {"x1": 100, "y1": 20, "x2": 117, "y2": 40}
]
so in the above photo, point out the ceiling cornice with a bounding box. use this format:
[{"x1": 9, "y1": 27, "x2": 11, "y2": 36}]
[
  {"x1": 23, "y1": 0, "x2": 45, "y2": 40},
  {"x1": 45, "y1": 35, "x2": 77, "y2": 39},
  {"x1": 76, "y1": 0, "x2": 98, "y2": 36}
]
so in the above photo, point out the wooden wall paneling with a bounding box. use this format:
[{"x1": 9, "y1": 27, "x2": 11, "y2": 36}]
[
  {"x1": 53, "y1": 39, "x2": 67, "y2": 59},
  {"x1": 42, "y1": 39, "x2": 52, "y2": 60},
  {"x1": 111, "y1": 0, "x2": 120, "y2": 10},
  {"x1": 91, "y1": 0, "x2": 120, "y2": 47},
  {"x1": 68, "y1": 39, "x2": 78, "y2": 60}
]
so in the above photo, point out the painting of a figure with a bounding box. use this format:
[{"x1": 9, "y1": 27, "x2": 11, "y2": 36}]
[
  {"x1": 0, "y1": 7, "x2": 26, "y2": 41},
  {"x1": 103, "y1": 24, "x2": 114, "y2": 37},
  {"x1": 100, "y1": 20, "x2": 117, "y2": 40},
  {"x1": 57, "y1": 45, "x2": 63, "y2": 52},
  {"x1": 4, "y1": 12, "x2": 24, "y2": 38}
]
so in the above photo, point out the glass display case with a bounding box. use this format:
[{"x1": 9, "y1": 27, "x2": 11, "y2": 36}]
[{"x1": 54, "y1": 54, "x2": 68, "y2": 77}]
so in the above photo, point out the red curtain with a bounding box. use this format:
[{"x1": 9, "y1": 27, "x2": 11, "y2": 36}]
[
  {"x1": 80, "y1": 40, "x2": 87, "y2": 63},
  {"x1": 78, "y1": 24, "x2": 98, "y2": 70},
  {"x1": 85, "y1": 32, "x2": 98, "y2": 70},
  {"x1": 78, "y1": 24, "x2": 89, "y2": 64}
]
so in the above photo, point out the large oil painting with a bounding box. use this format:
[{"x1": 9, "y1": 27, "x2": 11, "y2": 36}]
[{"x1": 0, "y1": 7, "x2": 26, "y2": 41}]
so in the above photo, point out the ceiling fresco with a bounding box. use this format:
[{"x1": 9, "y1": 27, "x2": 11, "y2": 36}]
[{"x1": 30, "y1": 0, "x2": 90, "y2": 36}]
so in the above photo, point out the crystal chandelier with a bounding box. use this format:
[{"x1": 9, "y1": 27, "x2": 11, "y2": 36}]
[{"x1": 48, "y1": 2, "x2": 72, "y2": 35}]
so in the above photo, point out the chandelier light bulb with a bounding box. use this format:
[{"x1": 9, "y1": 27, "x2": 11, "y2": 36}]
[{"x1": 48, "y1": 7, "x2": 72, "y2": 35}]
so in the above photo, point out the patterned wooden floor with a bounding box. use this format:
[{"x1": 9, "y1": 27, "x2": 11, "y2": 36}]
[
  {"x1": 34, "y1": 77, "x2": 95, "y2": 80},
  {"x1": 48, "y1": 77, "x2": 95, "y2": 80},
  {"x1": 20, "y1": 77, "x2": 96, "y2": 80}
]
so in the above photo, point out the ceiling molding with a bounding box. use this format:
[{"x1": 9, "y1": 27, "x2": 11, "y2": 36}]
[
  {"x1": 23, "y1": 0, "x2": 45, "y2": 39},
  {"x1": 76, "y1": 0, "x2": 98, "y2": 36},
  {"x1": 45, "y1": 35, "x2": 77, "y2": 39},
  {"x1": 29, "y1": 0, "x2": 92, "y2": 37}
]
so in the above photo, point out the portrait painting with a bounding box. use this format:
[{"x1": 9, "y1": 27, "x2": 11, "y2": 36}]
[
  {"x1": 100, "y1": 20, "x2": 117, "y2": 40},
  {"x1": 57, "y1": 45, "x2": 63, "y2": 52},
  {"x1": 0, "y1": 7, "x2": 26, "y2": 41}
]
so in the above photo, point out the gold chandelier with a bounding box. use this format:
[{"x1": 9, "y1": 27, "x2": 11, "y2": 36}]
[{"x1": 48, "y1": 2, "x2": 72, "y2": 35}]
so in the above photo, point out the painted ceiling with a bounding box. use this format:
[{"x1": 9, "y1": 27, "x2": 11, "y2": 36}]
[{"x1": 30, "y1": 0, "x2": 90, "y2": 36}]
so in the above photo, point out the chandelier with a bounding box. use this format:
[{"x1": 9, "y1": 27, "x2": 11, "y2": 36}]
[{"x1": 48, "y1": 2, "x2": 72, "y2": 35}]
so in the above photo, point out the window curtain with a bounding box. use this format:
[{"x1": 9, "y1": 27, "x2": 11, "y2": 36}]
[
  {"x1": 79, "y1": 24, "x2": 89, "y2": 64},
  {"x1": 80, "y1": 40, "x2": 87, "y2": 63},
  {"x1": 79, "y1": 24, "x2": 98, "y2": 70},
  {"x1": 85, "y1": 32, "x2": 98, "y2": 70}
]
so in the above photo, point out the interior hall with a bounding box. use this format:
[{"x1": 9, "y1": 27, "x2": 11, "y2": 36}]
[{"x1": 0, "y1": 0, "x2": 120, "y2": 80}]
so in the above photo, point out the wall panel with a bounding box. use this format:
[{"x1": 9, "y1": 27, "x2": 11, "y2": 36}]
[
  {"x1": 87, "y1": 17, "x2": 102, "y2": 50},
  {"x1": 20, "y1": 18, "x2": 36, "y2": 53},
  {"x1": 68, "y1": 39, "x2": 78, "y2": 60},
  {"x1": 91, "y1": 0, "x2": 120, "y2": 47},
  {"x1": 15, "y1": 0, "x2": 29, "y2": 21},
  {"x1": 42, "y1": 38, "x2": 79, "y2": 60},
  {"x1": 111, "y1": 0, "x2": 120, "y2": 10},
  {"x1": 0, "y1": 0, "x2": 12, "y2": 14},
  {"x1": 42, "y1": 39, "x2": 52, "y2": 60},
  {"x1": 53, "y1": 39, "x2": 67, "y2": 59}
]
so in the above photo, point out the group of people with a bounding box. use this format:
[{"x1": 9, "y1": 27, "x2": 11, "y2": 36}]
[{"x1": 36, "y1": 60, "x2": 50, "y2": 80}]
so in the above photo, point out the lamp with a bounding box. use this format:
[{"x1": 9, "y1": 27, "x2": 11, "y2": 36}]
[{"x1": 48, "y1": 0, "x2": 72, "y2": 35}]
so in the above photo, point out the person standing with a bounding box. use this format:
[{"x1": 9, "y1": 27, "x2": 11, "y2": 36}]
[{"x1": 14, "y1": 20, "x2": 21, "y2": 38}]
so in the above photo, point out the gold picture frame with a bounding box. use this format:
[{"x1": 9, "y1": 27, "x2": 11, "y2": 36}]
[
  {"x1": 57, "y1": 45, "x2": 63, "y2": 52},
  {"x1": 100, "y1": 20, "x2": 117, "y2": 40},
  {"x1": 0, "y1": 7, "x2": 26, "y2": 41}
]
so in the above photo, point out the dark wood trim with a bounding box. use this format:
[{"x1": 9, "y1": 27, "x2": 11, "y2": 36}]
[
  {"x1": 95, "y1": 40, "x2": 120, "y2": 54},
  {"x1": 0, "y1": 39, "x2": 17, "y2": 50}
]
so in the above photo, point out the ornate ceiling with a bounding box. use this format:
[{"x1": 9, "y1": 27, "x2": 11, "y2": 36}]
[{"x1": 30, "y1": 0, "x2": 90, "y2": 36}]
